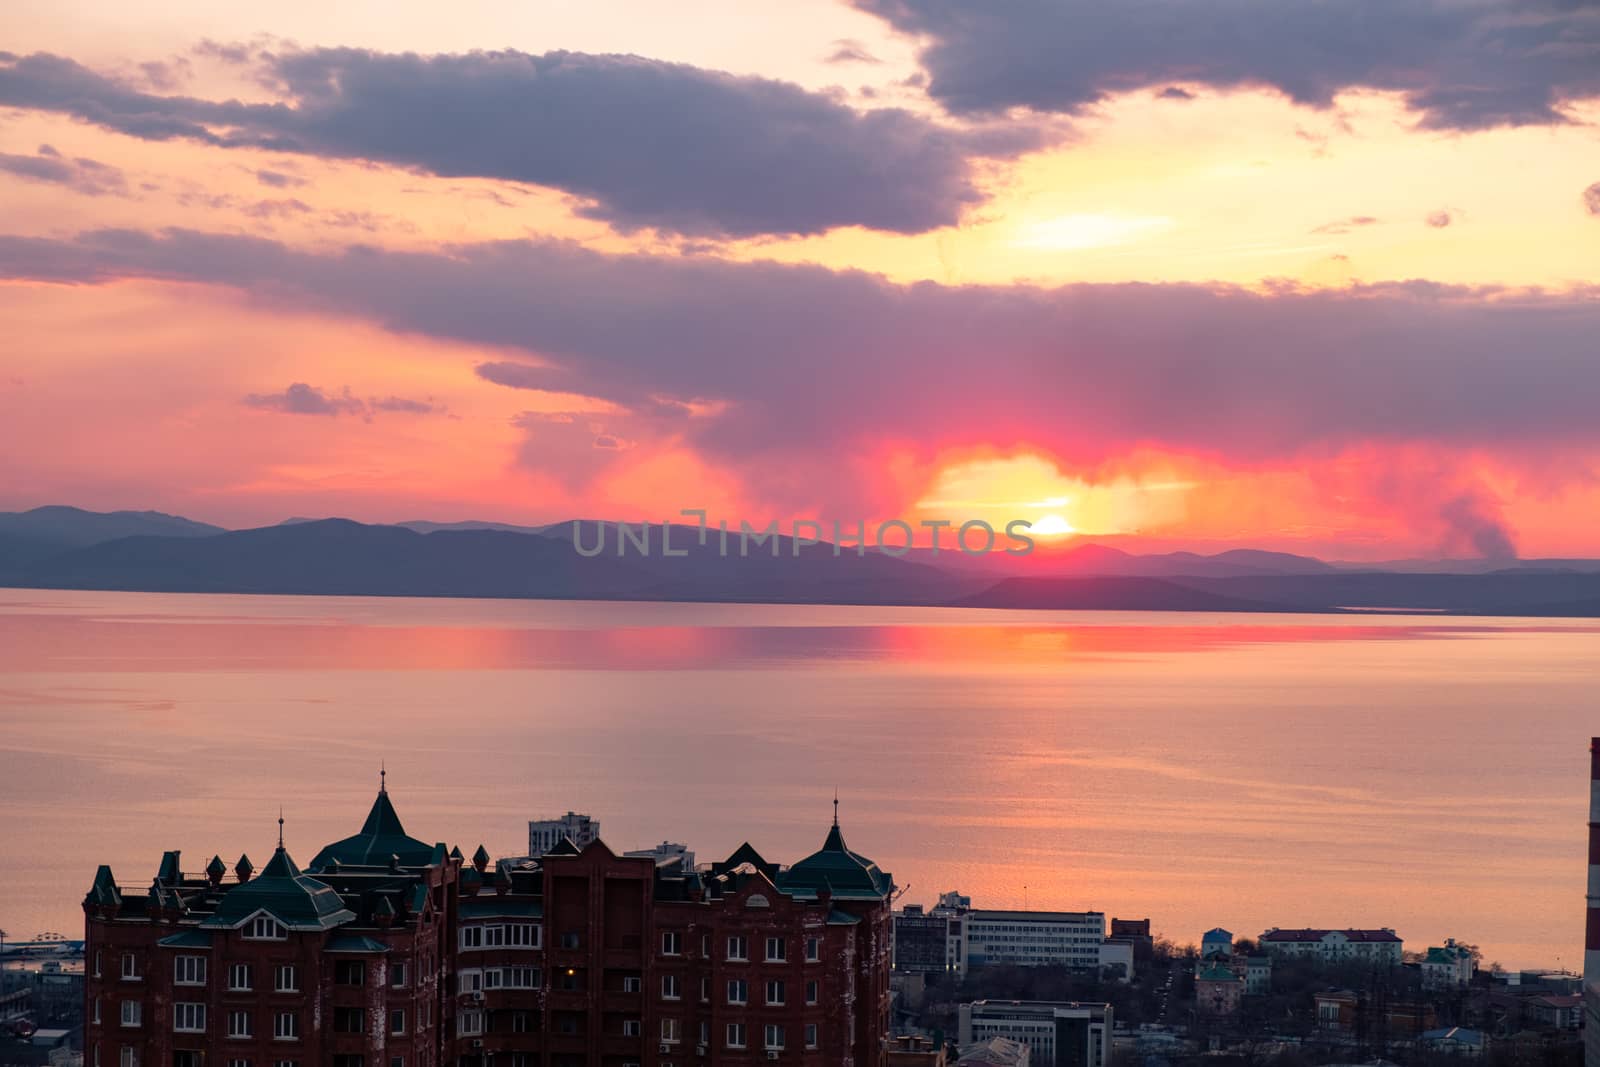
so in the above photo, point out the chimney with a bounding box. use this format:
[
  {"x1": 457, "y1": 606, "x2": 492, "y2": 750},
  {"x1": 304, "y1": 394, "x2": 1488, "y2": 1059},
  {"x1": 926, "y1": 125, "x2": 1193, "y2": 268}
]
[{"x1": 1585, "y1": 738, "x2": 1600, "y2": 1067}]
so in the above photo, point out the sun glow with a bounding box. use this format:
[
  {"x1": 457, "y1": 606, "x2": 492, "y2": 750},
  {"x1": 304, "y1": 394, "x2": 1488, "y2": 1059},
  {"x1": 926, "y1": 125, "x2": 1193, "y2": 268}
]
[{"x1": 1030, "y1": 514, "x2": 1076, "y2": 537}]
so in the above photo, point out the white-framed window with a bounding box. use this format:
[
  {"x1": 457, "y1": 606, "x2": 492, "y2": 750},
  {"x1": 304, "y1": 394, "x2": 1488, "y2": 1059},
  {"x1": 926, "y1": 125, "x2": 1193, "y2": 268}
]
[
  {"x1": 726, "y1": 935, "x2": 747, "y2": 961},
  {"x1": 457, "y1": 1011, "x2": 483, "y2": 1036},
  {"x1": 661, "y1": 1018, "x2": 680, "y2": 1043},
  {"x1": 120, "y1": 953, "x2": 139, "y2": 981},
  {"x1": 506, "y1": 923, "x2": 537, "y2": 948},
  {"x1": 483, "y1": 925, "x2": 506, "y2": 948},
  {"x1": 699, "y1": 976, "x2": 709, "y2": 1003},
  {"x1": 390, "y1": 1009, "x2": 405, "y2": 1036},
  {"x1": 764, "y1": 1024, "x2": 786, "y2": 1050},
  {"x1": 458, "y1": 969, "x2": 482, "y2": 992},
  {"x1": 173, "y1": 1003, "x2": 206, "y2": 1033},
  {"x1": 120, "y1": 1001, "x2": 141, "y2": 1028},
  {"x1": 274, "y1": 1011, "x2": 299, "y2": 1041},
  {"x1": 506, "y1": 966, "x2": 538, "y2": 989},
  {"x1": 389, "y1": 962, "x2": 406, "y2": 988},
  {"x1": 726, "y1": 1023, "x2": 746, "y2": 1049},
  {"x1": 805, "y1": 979, "x2": 819, "y2": 1005},
  {"x1": 622, "y1": 1019, "x2": 641, "y2": 1037},
  {"x1": 228, "y1": 963, "x2": 252, "y2": 991},
  {"x1": 805, "y1": 1023, "x2": 819, "y2": 1049},
  {"x1": 245, "y1": 916, "x2": 286, "y2": 940},
  {"x1": 460, "y1": 926, "x2": 483, "y2": 950},
  {"x1": 660, "y1": 931, "x2": 681, "y2": 956},
  {"x1": 228, "y1": 1060, "x2": 249, "y2": 1067},
  {"x1": 765, "y1": 979, "x2": 785, "y2": 1006},
  {"x1": 805, "y1": 937, "x2": 821, "y2": 962},
  {"x1": 482, "y1": 968, "x2": 503, "y2": 990},
  {"x1": 228, "y1": 1010, "x2": 252, "y2": 1038},
  {"x1": 274, "y1": 965, "x2": 298, "y2": 993},
  {"x1": 622, "y1": 975, "x2": 642, "y2": 993},
  {"x1": 94, "y1": 950, "x2": 102, "y2": 977},
  {"x1": 92, "y1": 998, "x2": 101, "y2": 1024},
  {"x1": 175, "y1": 955, "x2": 206, "y2": 986},
  {"x1": 275, "y1": 1061, "x2": 298, "y2": 1067},
  {"x1": 765, "y1": 937, "x2": 786, "y2": 962},
  {"x1": 661, "y1": 974, "x2": 680, "y2": 1000},
  {"x1": 120, "y1": 1046, "x2": 138, "y2": 1067},
  {"x1": 727, "y1": 978, "x2": 748, "y2": 1005}
]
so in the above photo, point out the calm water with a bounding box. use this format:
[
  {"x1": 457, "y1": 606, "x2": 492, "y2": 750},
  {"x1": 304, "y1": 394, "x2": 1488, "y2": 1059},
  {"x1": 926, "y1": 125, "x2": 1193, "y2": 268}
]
[{"x1": 2, "y1": 589, "x2": 1596, "y2": 969}]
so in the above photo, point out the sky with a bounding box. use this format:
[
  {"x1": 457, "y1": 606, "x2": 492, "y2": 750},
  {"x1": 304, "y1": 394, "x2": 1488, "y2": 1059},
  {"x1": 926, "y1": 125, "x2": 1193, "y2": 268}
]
[{"x1": 1, "y1": 0, "x2": 1598, "y2": 559}]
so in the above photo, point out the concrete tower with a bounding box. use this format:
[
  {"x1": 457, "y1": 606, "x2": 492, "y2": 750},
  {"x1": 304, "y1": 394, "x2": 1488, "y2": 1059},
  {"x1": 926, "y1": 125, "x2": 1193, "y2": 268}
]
[{"x1": 1586, "y1": 737, "x2": 1600, "y2": 1067}]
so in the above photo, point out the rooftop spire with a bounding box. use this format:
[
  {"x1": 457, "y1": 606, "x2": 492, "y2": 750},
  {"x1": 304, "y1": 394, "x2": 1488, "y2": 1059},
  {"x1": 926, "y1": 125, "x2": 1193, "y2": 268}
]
[
  {"x1": 833, "y1": 789, "x2": 839, "y2": 828},
  {"x1": 277, "y1": 807, "x2": 284, "y2": 850},
  {"x1": 380, "y1": 761, "x2": 386, "y2": 794}
]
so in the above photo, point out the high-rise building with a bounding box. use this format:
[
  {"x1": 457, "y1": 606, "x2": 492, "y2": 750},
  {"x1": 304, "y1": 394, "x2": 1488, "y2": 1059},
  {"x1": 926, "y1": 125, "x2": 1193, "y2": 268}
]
[
  {"x1": 84, "y1": 784, "x2": 894, "y2": 1067},
  {"x1": 1584, "y1": 736, "x2": 1600, "y2": 1067},
  {"x1": 527, "y1": 814, "x2": 600, "y2": 858},
  {"x1": 956, "y1": 1002, "x2": 1110, "y2": 1067}
]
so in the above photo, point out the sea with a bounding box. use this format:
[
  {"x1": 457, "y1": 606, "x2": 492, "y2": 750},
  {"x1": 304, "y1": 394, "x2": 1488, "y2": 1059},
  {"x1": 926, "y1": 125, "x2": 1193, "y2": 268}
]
[{"x1": 1, "y1": 588, "x2": 1595, "y2": 970}]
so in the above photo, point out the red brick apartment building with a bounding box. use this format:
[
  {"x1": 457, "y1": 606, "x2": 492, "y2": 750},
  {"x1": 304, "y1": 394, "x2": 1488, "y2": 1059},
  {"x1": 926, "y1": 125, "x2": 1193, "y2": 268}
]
[{"x1": 83, "y1": 785, "x2": 894, "y2": 1067}]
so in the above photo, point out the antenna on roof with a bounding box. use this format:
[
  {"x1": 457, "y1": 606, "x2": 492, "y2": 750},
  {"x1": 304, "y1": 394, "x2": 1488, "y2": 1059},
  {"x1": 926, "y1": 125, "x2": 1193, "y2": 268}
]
[
  {"x1": 277, "y1": 807, "x2": 285, "y2": 850},
  {"x1": 380, "y1": 761, "x2": 386, "y2": 794},
  {"x1": 832, "y1": 789, "x2": 839, "y2": 828}
]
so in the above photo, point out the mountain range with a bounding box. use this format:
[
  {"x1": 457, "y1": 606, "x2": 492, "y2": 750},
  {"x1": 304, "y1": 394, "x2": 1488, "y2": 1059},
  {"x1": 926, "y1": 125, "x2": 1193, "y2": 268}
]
[{"x1": 3, "y1": 506, "x2": 1600, "y2": 616}]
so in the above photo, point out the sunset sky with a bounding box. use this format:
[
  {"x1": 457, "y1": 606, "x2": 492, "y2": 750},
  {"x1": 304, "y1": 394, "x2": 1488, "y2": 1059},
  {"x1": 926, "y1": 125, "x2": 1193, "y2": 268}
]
[{"x1": 2, "y1": 0, "x2": 1598, "y2": 559}]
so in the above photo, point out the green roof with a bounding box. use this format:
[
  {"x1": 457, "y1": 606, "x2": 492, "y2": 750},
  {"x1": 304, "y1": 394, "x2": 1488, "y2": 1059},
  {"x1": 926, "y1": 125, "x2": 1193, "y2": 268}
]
[
  {"x1": 325, "y1": 935, "x2": 391, "y2": 954},
  {"x1": 1199, "y1": 965, "x2": 1243, "y2": 983},
  {"x1": 778, "y1": 822, "x2": 892, "y2": 901},
  {"x1": 308, "y1": 789, "x2": 435, "y2": 871},
  {"x1": 201, "y1": 845, "x2": 355, "y2": 931}
]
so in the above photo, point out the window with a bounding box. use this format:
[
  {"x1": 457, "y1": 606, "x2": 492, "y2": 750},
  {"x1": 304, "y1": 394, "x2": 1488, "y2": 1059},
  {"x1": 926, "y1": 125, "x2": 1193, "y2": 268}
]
[
  {"x1": 661, "y1": 974, "x2": 679, "y2": 1000},
  {"x1": 510, "y1": 1012, "x2": 532, "y2": 1033},
  {"x1": 332, "y1": 1057, "x2": 364, "y2": 1067},
  {"x1": 699, "y1": 976, "x2": 709, "y2": 1003},
  {"x1": 119, "y1": 1047, "x2": 138, "y2": 1067},
  {"x1": 228, "y1": 1060, "x2": 249, "y2": 1067},
  {"x1": 459, "y1": 969, "x2": 482, "y2": 993},
  {"x1": 389, "y1": 962, "x2": 406, "y2": 988},
  {"x1": 274, "y1": 965, "x2": 298, "y2": 993},
  {"x1": 457, "y1": 1011, "x2": 483, "y2": 1036},
  {"x1": 661, "y1": 1018, "x2": 680, "y2": 1043},
  {"x1": 699, "y1": 1021, "x2": 710, "y2": 1046},
  {"x1": 660, "y1": 931, "x2": 681, "y2": 956},
  {"x1": 228, "y1": 963, "x2": 252, "y2": 991},
  {"x1": 506, "y1": 923, "x2": 537, "y2": 948},
  {"x1": 274, "y1": 1012, "x2": 299, "y2": 1041},
  {"x1": 173, "y1": 1003, "x2": 206, "y2": 1033},
  {"x1": 335, "y1": 961, "x2": 365, "y2": 986},
  {"x1": 764, "y1": 1024, "x2": 786, "y2": 1050},
  {"x1": 765, "y1": 979, "x2": 785, "y2": 1006},
  {"x1": 805, "y1": 937, "x2": 820, "y2": 962},
  {"x1": 274, "y1": 1061, "x2": 299, "y2": 1067},
  {"x1": 726, "y1": 936, "x2": 747, "y2": 962},
  {"x1": 460, "y1": 926, "x2": 483, "y2": 950},
  {"x1": 726, "y1": 1023, "x2": 746, "y2": 1049},
  {"x1": 765, "y1": 937, "x2": 786, "y2": 962},
  {"x1": 806, "y1": 980, "x2": 819, "y2": 1005},
  {"x1": 333, "y1": 1007, "x2": 362, "y2": 1034},
  {"x1": 389, "y1": 1009, "x2": 405, "y2": 1036},
  {"x1": 175, "y1": 955, "x2": 206, "y2": 985},
  {"x1": 228, "y1": 1010, "x2": 252, "y2": 1039},
  {"x1": 120, "y1": 1001, "x2": 141, "y2": 1028},
  {"x1": 483, "y1": 925, "x2": 506, "y2": 948},
  {"x1": 391, "y1": 1059, "x2": 403, "y2": 1067},
  {"x1": 246, "y1": 916, "x2": 286, "y2": 940},
  {"x1": 94, "y1": 949, "x2": 102, "y2": 977},
  {"x1": 727, "y1": 979, "x2": 748, "y2": 1005},
  {"x1": 622, "y1": 1019, "x2": 641, "y2": 1037},
  {"x1": 506, "y1": 966, "x2": 538, "y2": 989},
  {"x1": 559, "y1": 930, "x2": 580, "y2": 950},
  {"x1": 558, "y1": 969, "x2": 580, "y2": 991},
  {"x1": 805, "y1": 1023, "x2": 818, "y2": 1049},
  {"x1": 482, "y1": 968, "x2": 503, "y2": 990},
  {"x1": 120, "y1": 953, "x2": 139, "y2": 981},
  {"x1": 622, "y1": 975, "x2": 642, "y2": 993}
]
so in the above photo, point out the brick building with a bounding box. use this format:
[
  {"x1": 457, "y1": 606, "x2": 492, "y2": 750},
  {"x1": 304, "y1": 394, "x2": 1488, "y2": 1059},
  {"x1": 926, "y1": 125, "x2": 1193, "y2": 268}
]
[{"x1": 83, "y1": 783, "x2": 893, "y2": 1067}]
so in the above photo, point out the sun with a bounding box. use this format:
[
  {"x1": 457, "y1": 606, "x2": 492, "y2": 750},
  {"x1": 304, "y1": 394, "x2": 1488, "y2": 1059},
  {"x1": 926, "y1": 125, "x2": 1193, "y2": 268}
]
[{"x1": 1030, "y1": 514, "x2": 1076, "y2": 537}]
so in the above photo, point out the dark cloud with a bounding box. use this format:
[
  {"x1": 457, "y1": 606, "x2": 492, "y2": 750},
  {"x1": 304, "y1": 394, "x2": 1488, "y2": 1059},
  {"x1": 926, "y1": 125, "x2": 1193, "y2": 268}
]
[
  {"x1": 1585, "y1": 181, "x2": 1600, "y2": 215},
  {"x1": 241, "y1": 198, "x2": 314, "y2": 219},
  {"x1": 0, "y1": 146, "x2": 127, "y2": 196},
  {"x1": 1311, "y1": 215, "x2": 1381, "y2": 235},
  {"x1": 255, "y1": 168, "x2": 305, "y2": 188},
  {"x1": 6, "y1": 227, "x2": 1598, "y2": 519},
  {"x1": 1439, "y1": 490, "x2": 1518, "y2": 561},
  {"x1": 853, "y1": 0, "x2": 1600, "y2": 129},
  {"x1": 243, "y1": 382, "x2": 441, "y2": 417},
  {"x1": 1156, "y1": 86, "x2": 1194, "y2": 101},
  {"x1": 1425, "y1": 210, "x2": 1454, "y2": 228},
  {"x1": 0, "y1": 47, "x2": 1047, "y2": 237},
  {"x1": 825, "y1": 40, "x2": 883, "y2": 64}
]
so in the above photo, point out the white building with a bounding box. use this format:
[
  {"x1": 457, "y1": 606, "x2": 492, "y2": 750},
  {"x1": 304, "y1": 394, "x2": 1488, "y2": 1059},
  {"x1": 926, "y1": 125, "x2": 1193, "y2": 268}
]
[
  {"x1": 526, "y1": 811, "x2": 600, "y2": 855},
  {"x1": 959, "y1": 1001, "x2": 1112, "y2": 1067},
  {"x1": 1200, "y1": 927, "x2": 1232, "y2": 960},
  {"x1": 1422, "y1": 939, "x2": 1474, "y2": 989},
  {"x1": 622, "y1": 839, "x2": 694, "y2": 872},
  {"x1": 1258, "y1": 927, "x2": 1402, "y2": 966},
  {"x1": 963, "y1": 910, "x2": 1108, "y2": 970}
]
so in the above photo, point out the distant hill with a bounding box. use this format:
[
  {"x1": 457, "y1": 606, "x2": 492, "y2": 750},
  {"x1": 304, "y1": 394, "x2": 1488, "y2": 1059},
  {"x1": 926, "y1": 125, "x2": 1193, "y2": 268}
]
[{"x1": 4, "y1": 506, "x2": 1600, "y2": 616}]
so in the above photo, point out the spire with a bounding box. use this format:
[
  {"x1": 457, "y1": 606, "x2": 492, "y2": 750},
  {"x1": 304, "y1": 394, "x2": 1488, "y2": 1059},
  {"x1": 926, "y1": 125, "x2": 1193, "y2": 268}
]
[
  {"x1": 277, "y1": 807, "x2": 285, "y2": 850},
  {"x1": 380, "y1": 761, "x2": 386, "y2": 794},
  {"x1": 833, "y1": 789, "x2": 839, "y2": 828}
]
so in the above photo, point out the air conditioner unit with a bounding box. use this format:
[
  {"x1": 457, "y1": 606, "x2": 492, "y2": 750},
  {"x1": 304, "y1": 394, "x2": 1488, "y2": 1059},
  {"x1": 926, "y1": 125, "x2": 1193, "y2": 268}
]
[
  {"x1": 767, "y1": 1052, "x2": 780, "y2": 1061},
  {"x1": 471, "y1": 1039, "x2": 483, "y2": 1049},
  {"x1": 695, "y1": 1045, "x2": 707, "y2": 1056},
  {"x1": 659, "y1": 1045, "x2": 671, "y2": 1054},
  {"x1": 471, "y1": 991, "x2": 485, "y2": 1002}
]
